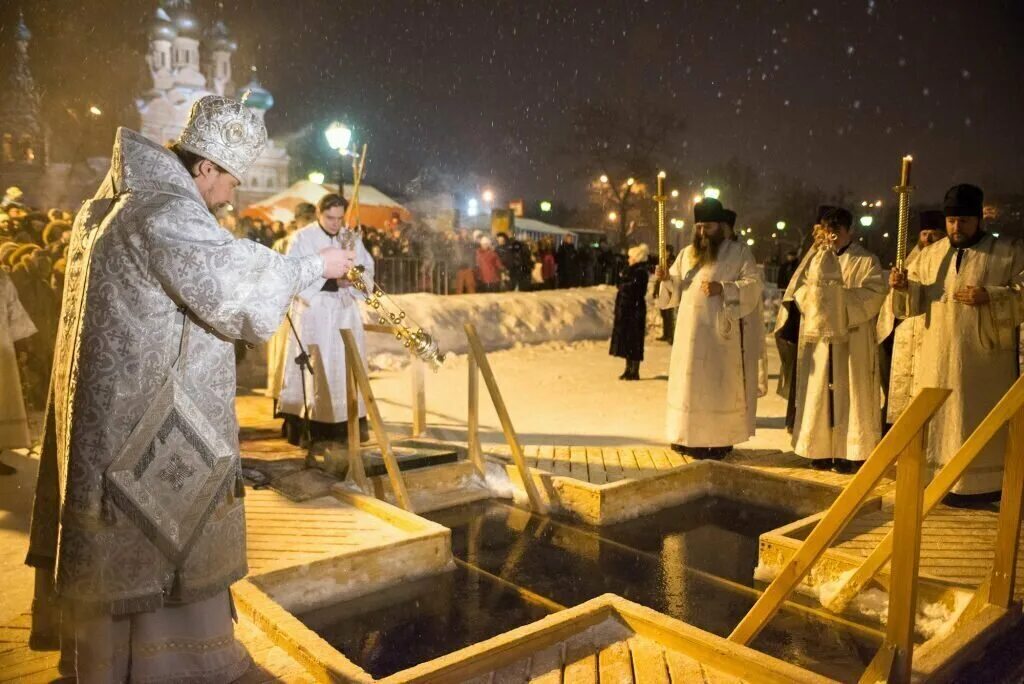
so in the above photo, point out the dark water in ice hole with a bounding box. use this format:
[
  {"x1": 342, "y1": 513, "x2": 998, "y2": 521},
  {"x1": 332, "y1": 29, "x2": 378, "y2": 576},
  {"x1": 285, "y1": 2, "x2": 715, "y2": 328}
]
[{"x1": 296, "y1": 497, "x2": 879, "y2": 680}]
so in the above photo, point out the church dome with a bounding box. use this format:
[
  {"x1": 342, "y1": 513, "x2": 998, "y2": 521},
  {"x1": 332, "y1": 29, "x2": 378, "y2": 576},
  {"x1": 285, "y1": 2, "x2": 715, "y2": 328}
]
[
  {"x1": 167, "y1": 1, "x2": 200, "y2": 38},
  {"x1": 207, "y1": 20, "x2": 238, "y2": 53},
  {"x1": 239, "y1": 78, "x2": 274, "y2": 110},
  {"x1": 149, "y1": 7, "x2": 177, "y2": 42}
]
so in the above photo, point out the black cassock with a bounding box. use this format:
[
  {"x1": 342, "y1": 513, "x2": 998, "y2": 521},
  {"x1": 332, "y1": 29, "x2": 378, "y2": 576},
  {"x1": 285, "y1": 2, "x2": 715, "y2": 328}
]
[{"x1": 609, "y1": 262, "x2": 650, "y2": 362}]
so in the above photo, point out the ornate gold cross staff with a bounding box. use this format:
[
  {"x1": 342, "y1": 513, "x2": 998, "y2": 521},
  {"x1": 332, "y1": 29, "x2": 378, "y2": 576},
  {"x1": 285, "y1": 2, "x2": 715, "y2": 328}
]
[{"x1": 893, "y1": 155, "x2": 914, "y2": 271}]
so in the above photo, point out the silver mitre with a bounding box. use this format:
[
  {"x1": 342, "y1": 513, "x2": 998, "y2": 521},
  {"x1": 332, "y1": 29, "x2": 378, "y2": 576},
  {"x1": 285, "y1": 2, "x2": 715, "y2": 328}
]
[{"x1": 174, "y1": 95, "x2": 267, "y2": 181}]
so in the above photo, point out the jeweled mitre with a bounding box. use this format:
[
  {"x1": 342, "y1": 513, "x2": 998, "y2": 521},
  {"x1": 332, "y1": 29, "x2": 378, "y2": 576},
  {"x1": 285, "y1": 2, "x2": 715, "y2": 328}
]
[{"x1": 174, "y1": 95, "x2": 267, "y2": 181}]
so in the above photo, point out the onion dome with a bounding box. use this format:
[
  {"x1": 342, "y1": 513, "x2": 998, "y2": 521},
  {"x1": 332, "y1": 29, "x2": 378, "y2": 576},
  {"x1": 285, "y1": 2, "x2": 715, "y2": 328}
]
[
  {"x1": 238, "y1": 76, "x2": 274, "y2": 111},
  {"x1": 207, "y1": 20, "x2": 238, "y2": 53},
  {"x1": 15, "y1": 11, "x2": 31, "y2": 42},
  {"x1": 149, "y1": 7, "x2": 177, "y2": 42},
  {"x1": 166, "y1": 0, "x2": 200, "y2": 38}
]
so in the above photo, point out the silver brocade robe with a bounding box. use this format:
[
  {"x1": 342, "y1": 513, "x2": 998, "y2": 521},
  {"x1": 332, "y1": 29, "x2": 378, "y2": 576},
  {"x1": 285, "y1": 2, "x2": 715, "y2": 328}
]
[
  {"x1": 784, "y1": 243, "x2": 887, "y2": 461},
  {"x1": 27, "y1": 128, "x2": 324, "y2": 614},
  {"x1": 893, "y1": 233, "x2": 1024, "y2": 494},
  {"x1": 659, "y1": 240, "x2": 764, "y2": 447}
]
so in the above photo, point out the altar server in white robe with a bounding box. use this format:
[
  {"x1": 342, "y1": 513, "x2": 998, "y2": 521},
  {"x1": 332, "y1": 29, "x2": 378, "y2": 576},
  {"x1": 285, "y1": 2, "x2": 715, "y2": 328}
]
[
  {"x1": 891, "y1": 184, "x2": 1024, "y2": 503},
  {"x1": 657, "y1": 198, "x2": 763, "y2": 459},
  {"x1": 0, "y1": 269, "x2": 36, "y2": 474},
  {"x1": 784, "y1": 207, "x2": 887, "y2": 473},
  {"x1": 276, "y1": 193, "x2": 373, "y2": 444},
  {"x1": 876, "y1": 210, "x2": 946, "y2": 429}
]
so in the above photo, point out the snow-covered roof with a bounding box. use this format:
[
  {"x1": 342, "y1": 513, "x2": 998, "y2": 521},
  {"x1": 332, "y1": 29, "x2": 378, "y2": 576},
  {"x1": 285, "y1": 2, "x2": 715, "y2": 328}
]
[{"x1": 249, "y1": 179, "x2": 406, "y2": 211}]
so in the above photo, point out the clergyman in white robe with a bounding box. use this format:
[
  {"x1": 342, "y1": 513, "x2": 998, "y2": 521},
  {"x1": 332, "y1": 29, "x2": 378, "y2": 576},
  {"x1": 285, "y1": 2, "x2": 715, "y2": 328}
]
[
  {"x1": 1, "y1": 269, "x2": 36, "y2": 457},
  {"x1": 893, "y1": 231, "x2": 1024, "y2": 494},
  {"x1": 783, "y1": 240, "x2": 887, "y2": 464},
  {"x1": 276, "y1": 222, "x2": 374, "y2": 435},
  {"x1": 660, "y1": 238, "x2": 763, "y2": 450}
]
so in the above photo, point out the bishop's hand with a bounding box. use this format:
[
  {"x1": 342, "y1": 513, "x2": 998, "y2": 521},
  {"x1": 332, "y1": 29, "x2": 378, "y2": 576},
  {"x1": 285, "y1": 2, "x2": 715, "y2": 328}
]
[
  {"x1": 320, "y1": 247, "x2": 356, "y2": 279},
  {"x1": 701, "y1": 280, "x2": 723, "y2": 297}
]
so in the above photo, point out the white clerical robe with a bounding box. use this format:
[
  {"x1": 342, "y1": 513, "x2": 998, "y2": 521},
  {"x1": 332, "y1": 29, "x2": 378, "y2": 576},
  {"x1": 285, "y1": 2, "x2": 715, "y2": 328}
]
[
  {"x1": 266, "y1": 233, "x2": 295, "y2": 399},
  {"x1": 661, "y1": 240, "x2": 763, "y2": 447},
  {"x1": 877, "y1": 246, "x2": 924, "y2": 423},
  {"x1": 894, "y1": 234, "x2": 1024, "y2": 494},
  {"x1": 276, "y1": 223, "x2": 374, "y2": 424},
  {"x1": 786, "y1": 243, "x2": 887, "y2": 461},
  {"x1": 1, "y1": 270, "x2": 36, "y2": 449}
]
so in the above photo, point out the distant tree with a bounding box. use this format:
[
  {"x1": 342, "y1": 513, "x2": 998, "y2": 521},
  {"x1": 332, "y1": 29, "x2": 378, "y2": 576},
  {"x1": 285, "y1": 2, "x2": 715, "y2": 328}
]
[{"x1": 559, "y1": 97, "x2": 686, "y2": 248}]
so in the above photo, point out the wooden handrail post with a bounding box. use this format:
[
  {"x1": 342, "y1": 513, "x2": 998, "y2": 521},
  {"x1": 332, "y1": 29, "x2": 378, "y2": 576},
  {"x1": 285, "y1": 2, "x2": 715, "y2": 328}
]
[
  {"x1": 464, "y1": 323, "x2": 545, "y2": 513},
  {"x1": 728, "y1": 388, "x2": 949, "y2": 646},
  {"x1": 860, "y1": 428, "x2": 927, "y2": 684},
  {"x1": 988, "y1": 407, "x2": 1024, "y2": 608},
  {"x1": 467, "y1": 352, "x2": 485, "y2": 478},
  {"x1": 411, "y1": 358, "x2": 426, "y2": 438},
  {"x1": 341, "y1": 329, "x2": 413, "y2": 511},
  {"x1": 826, "y1": 378, "x2": 1024, "y2": 613},
  {"x1": 345, "y1": 352, "x2": 368, "y2": 492}
]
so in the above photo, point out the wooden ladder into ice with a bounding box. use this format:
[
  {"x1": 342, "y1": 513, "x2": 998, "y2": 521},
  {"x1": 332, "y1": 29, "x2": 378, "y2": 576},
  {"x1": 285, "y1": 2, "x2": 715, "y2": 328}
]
[
  {"x1": 729, "y1": 375, "x2": 1024, "y2": 683},
  {"x1": 336, "y1": 323, "x2": 544, "y2": 515}
]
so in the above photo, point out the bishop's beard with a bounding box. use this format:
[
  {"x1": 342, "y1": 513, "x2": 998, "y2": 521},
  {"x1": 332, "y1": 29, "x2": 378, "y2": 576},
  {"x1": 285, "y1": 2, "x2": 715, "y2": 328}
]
[{"x1": 692, "y1": 233, "x2": 724, "y2": 267}]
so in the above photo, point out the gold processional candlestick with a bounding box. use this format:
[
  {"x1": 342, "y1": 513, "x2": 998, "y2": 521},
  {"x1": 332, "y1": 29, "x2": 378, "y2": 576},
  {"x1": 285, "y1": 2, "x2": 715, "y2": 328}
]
[
  {"x1": 655, "y1": 171, "x2": 668, "y2": 272},
  {"x1": 893, "y1": 154, "x2": 914, "y2": 271}
]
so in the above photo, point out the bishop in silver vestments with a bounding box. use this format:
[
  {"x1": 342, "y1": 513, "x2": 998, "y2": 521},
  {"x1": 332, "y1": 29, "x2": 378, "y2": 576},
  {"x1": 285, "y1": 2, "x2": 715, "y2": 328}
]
[
  {"x1": 780, "y1": 208, "x2": 887, "y2": 472},
  {"x1": 26, "y1": 96, "x2": 350, "y2": 682},
  {"x1": 891, "y1": 184, "x2": 1024, "y2": 499},
  {"x1": 657, "y1": 198, "x2": 763, "y2": 459}
]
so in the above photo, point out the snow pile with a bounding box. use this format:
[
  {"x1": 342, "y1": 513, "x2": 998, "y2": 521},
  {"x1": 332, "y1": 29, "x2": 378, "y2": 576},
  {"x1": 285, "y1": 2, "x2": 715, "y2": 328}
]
[
  {"x1": 754, "y1": 562, "x2": 973, "y2": 641},
  {"x1": 363, "y1": 286, "x2": 617, "y2": 360}
]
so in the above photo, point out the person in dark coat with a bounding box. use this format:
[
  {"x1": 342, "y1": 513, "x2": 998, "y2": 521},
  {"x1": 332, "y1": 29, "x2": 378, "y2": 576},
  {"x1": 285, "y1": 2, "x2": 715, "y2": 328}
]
[
  {"x1": 556, "y1": 234, "x2": 579, "y2": 287},
  {"x1": 610, "y1": 243, "x2": 650, "y2": 380}
]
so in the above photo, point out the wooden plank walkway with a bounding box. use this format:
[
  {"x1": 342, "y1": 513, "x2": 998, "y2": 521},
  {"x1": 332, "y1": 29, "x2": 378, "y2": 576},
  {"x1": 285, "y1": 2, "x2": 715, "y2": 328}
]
[
  {"x1": 832, "y1": 504, "x2": 1024, "y2": 598},
  {"x1": 0, "y1": 609, "x2": 316, "y2": 683},
  {"x1": 489, "y1": 443, "x2": 891, "y2": 493},
  {"x1": 463, "y1": 632, "x2": 747, "y2": 684},
  {"x1": 244, "y1": 488, "x2": 406, "y2": 575}
]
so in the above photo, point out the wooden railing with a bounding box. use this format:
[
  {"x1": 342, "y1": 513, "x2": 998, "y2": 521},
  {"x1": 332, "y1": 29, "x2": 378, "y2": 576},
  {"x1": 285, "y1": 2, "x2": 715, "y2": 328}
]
[
  {"x1": 728, "y1": 388, "x2": 951, "y2": 683},
  {"x1": 464, "y1": 322, "x2": 545, "y2": 513},
  {"x1": 824, "y1": 374, "x2": 1024, "y2": 615}
]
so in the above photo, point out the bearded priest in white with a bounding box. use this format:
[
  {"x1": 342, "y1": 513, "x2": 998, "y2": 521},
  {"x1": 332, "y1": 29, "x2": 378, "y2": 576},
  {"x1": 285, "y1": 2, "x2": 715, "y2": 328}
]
[
  {"x1": 876, "y1": 210, "x2": 946, "y2": 429},
  {"x1": 780, "y1": 207, "x2": 887, "y2": 473},
  {"x1": 657, "y1": 198, "x2": 763, "y2": 460},
  {"x1": 276, "y1": 192, "x2": 375, "y2": 445},
  {"x1": 25, "y1": 96, "x2": 352, "y2": 682},
  {"x1": 891, "y1": 184, "x2": 1024, "y2": 503}
]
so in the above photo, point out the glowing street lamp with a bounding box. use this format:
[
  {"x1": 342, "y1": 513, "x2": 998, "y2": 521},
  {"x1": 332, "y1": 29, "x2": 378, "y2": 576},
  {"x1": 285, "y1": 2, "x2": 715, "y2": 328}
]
[
  {"x1": 307, "y1": 171, "x2": 326, "y2": 185},
  {"x1": 776, "y1": 220, "x2": 786, "y2": 231},
  {"x1": 703, "y1": 187, "x2": 721, "y2": 200},
  {"x1": 874, "y1": 200, "x2": 883, "y2": 207},
  {"x1": 670, "y1": 189, "x2": 679, "y2": 198},
  {"x1": 599, "y1": 174, "x2": 609, "y2": 184},
  {"x1": 883, "y1": 232, "x2": 890, "y2": 238},
  {"x1": 482, "y1": 189, "x2": 495, "y2": 203},
  {"x1": 746, "y1": 238, "x2": 755, "y2": 246},
  {"x1": 467, "y1": 198, "x2": 479, "y2": 217},
  {"x1": 539, "y1": 200, "x2": 552, "y2": 212},
  {"x1": 626, "y1": 177, "x2": 636, "y2": 186},
  {"x1": 861, "y1": 200, "x2": 869, "y2": 207},
  {"x1": 671, "y1": 219, "x2": 685, "y2": 229},
  {"x1": 860, "y1": 215, "x2": 874, "y2": 227},
  {"x1": 608, "y1": 211, "x2": 618, "y2": 222},
  {"x1": 88, "y1": 105, "x2": 103, "y2": 117},
  {"x1": 324, "y1": 122, "x2": 353, "y2": 154}
]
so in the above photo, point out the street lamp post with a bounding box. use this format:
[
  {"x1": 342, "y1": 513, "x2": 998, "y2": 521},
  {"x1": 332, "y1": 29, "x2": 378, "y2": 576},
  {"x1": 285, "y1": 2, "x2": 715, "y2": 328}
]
[{"x1": 325, "y1": 121, "x2": 354, "y2": 190}]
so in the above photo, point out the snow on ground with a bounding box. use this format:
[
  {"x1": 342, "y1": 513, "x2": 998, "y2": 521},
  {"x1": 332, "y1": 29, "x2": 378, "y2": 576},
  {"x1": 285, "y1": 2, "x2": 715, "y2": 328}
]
[{"x1": 360, "y1": 288, "x2": 792, "y2": 453}]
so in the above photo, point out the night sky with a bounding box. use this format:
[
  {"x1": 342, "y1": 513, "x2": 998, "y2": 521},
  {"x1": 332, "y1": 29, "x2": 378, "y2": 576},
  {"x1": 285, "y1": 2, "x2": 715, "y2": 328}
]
[{"x1": 6, "y1": 0, "x2": 1024, "y2": 209}]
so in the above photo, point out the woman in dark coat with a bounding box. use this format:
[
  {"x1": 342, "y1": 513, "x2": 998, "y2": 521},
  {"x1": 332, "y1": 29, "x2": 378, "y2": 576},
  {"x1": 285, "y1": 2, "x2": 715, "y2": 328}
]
[{"x1": 609, "y1": 243, "x2": 650, "y2": 380}]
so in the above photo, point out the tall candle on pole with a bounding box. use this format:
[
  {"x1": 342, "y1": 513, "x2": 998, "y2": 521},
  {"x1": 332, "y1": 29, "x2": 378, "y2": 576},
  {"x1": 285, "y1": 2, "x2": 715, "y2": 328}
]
[
  {"x1": 655, "y1": 171, "x2": 668, "y2": 272},
  {"x1": 893, "y1": 154, "x2": 914, "y2": 271}
]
